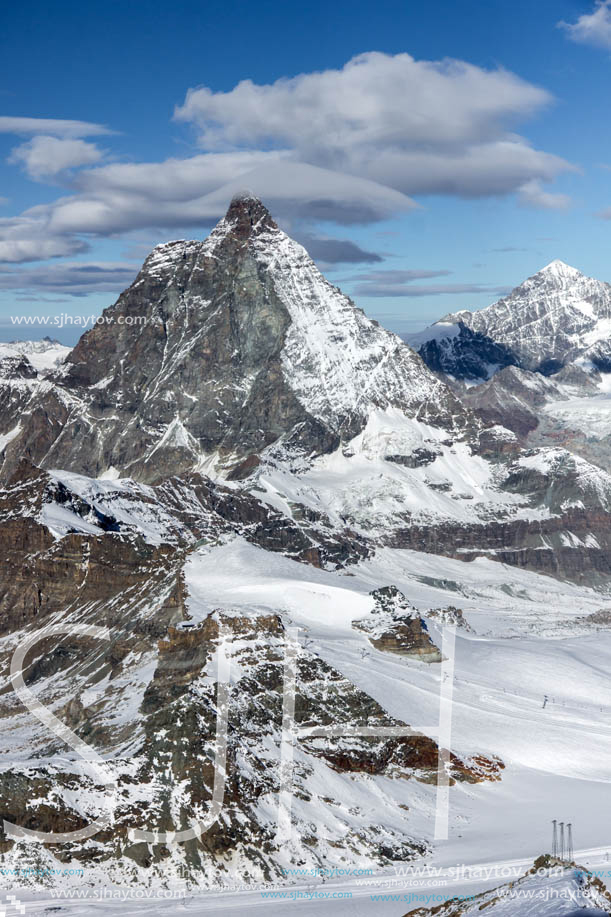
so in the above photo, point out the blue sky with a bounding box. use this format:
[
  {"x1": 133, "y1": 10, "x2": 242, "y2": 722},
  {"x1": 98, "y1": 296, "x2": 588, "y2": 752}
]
[{"x1": 2, "y1": 0, "x2": 611, "y2": 343}]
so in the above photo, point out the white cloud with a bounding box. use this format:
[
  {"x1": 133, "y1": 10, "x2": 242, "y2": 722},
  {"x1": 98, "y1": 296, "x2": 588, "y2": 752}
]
[
  {"x1": 0, "y1": 216, "x2": 89, "y2": 262},
  {"x1": 518, "y1": 179, "x2": 571, "y2": 211},
  {"x1": 559, "y1": 1, "x2": 611, "y2": 50},
  {"x1": 72, "y1": 150, "x2": 280, "y2": 199},
  {"x1": 175, "y1": 51, "x2": 570, "y2": 198},
  {"x1": 0, "y1": 116, "x2": 113, "y2": 137},
  {"x1": 0, "y1": 52, "x2": 574, "y2": 265},
  {"x1": 8, "y1": 136, "x2": 104, "y2": 180},
  {"x1": 174, "y1": 161, "x2": 418, "y2": 225},
  {"x1": 0, "y1": 238, "x2": 88, "y2": 262},
  {"x1": 176, "y1": 52, "x2": 549, "y2": 151},
  {"x1": 0, "y1": 155, "x2": 414, "y2": 266},
  {"x1": 353, "y1": 141, "x2": 572, "y2": 197},
  {"x1": 13, "y1": 158, "x2": 415, "y2": 241}
]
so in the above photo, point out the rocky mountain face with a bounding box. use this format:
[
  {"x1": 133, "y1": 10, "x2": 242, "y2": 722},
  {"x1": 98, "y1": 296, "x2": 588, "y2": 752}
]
[
  {"x1": 409, "y1": 260, "x2": 611, "y2": 379},
  {"x1": 406, "y1": 260, "x2": 611, "y2": 495},
  {"x1": 405, "y1": 322, "x2": 518, "y2": 382},
  {"x1": 353, "y1": 586, "x2": 443, "y2": 662},
  {"x1": 0, "y1": 464, "x2": 502, "y2": 885},
  {"x1": 2, "y1": 200, "x2": 611, "y2": 583},
  {"x1": 0, "y1": 195, "x2": 464, "y2": 484},
  {"x1": 456, "y1": 365, "x2": 571, "y2": 437},
  {"x1": 453, "y1": 361, "x2": 611, "y2": 467}
]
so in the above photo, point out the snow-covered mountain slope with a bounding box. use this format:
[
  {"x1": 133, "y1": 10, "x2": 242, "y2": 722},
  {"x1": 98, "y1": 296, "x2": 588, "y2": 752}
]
[
  {"x1": 451, "y1": 362, "x2": 611, "y2": 475},
  {"x1": 410, "y1": 260, "x2": 611, "y2": 379},
  {"x1": 2, "y1": 467, "x2": 516, "y2": 891},
  {"x1": 0, "y1": 340, "x2": 71, "y2": 445},
  {"x1": 2, "y1": 201, "x2": 610, "y2": 585},
  {"x1": 0, "y1": 337, "x2": 70, "y2": 373},
  {"x1": 254, "y1": 409, "x2": 527, "y2": 534},
  {"x1": 5, "y1": 198, "x2": 611, "y2": 905},
  {"x1": 455, "y1": 365, "x2": 589, "y2": 437},
  {"x1": 0, "y1": 195, "x2": 465, "y2": 484},
  {"x1": 4, "y1": 502, "x2": 611, "y2": 898},
  {"x1": 404, "y1": 859, "x2": 611, "y2": 916},
  {"x1": 543, "y1": 391, "x2": 611, "y2": 438},
  {"x1": 247, "y1": 404, "x2": 611, "y2": 584}
]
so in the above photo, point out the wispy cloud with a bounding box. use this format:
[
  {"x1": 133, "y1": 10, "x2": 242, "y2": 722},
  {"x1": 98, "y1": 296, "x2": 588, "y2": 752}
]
[
  {"x1": 518, "y1": 179, "x2": 571, "y2": 210},
  {"x1": 0, "y1": 215, "x2": 90, "y2": 262},
  {"x1": 8, "y1": 136, "x2": 105, "y2": 180},
  {"x1": 0, "y1": 116, "x2": 114, "y2": 137},
  {"x1": 345, "y1": 268, "x2": 501, "y2": 298},
  {"x1": 351, "y1": 268, "x2": 508, "y2": 298},
  {"x1": 0, "y1": 261, "x2": 138, "y2": 294},
  {"x1": 294, "y1": 233, "x2": 382, "y2": 265},
  {"x1": 559, "y1": 1, "x2": 611, "y2": 50}
]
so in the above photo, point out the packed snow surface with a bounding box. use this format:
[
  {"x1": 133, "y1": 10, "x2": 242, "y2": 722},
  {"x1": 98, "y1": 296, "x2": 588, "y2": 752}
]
[
  {"x1": 543, "y1": 393, "x2": 611, "y2": 438},
  {"x1": 186, "y1": 536, "x2": 611, "y2": 827},
  {"x1": 257, "y1": 409, "x2": 533, "y2": 532}
]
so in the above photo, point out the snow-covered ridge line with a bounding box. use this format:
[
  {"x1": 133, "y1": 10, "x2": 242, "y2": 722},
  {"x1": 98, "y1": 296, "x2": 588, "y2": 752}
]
[
  {"x1": 0, "y1": 338, "x2": 71, "y2": 373},
  {"x1": 410, "y1": 260, "x2": 611, "y2": 381}
]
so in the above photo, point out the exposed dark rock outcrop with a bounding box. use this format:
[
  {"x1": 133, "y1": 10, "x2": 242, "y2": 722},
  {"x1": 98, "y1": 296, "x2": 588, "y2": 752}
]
[
  {"x1": 408, "y1": 322, "x2": 518, "y2": 381},
  {"x1": 353, "y1": 586, "x2": 442, "y2": 662}
]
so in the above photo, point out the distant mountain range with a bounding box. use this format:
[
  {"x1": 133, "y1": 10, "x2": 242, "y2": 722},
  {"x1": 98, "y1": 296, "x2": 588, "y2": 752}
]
[{"x1": 0, "y1": 336, "x2": 70, "y2": 373}]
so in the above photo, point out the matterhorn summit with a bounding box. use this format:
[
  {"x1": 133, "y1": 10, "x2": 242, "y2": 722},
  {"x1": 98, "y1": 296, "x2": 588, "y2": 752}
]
[{"x1": 0, "y1": 195, "x2": 463, "y2": 482}]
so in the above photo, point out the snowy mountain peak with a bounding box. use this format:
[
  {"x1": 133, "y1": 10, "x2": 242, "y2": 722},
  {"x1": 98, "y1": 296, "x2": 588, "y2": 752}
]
[
  {"x1": 0, "y1": 198, "x2": 467, "y2": 482},
  {"x1": 538, "y1": 259, "x2": 582, "y2": 279},
  {"x1": 139, "y1": 195, "x2": 278, "y2": 280},
  {"x1": 414, "y1": 259, "x2": 611, "y2": 378},
  {"x1": 0, "y1": 337, "x2": 71, "y2": 374}
]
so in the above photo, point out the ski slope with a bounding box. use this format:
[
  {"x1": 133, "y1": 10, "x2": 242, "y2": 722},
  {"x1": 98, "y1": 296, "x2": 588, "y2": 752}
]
[{"x1": 184, "y1": 538, "x2": 611, "y2": 872}]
